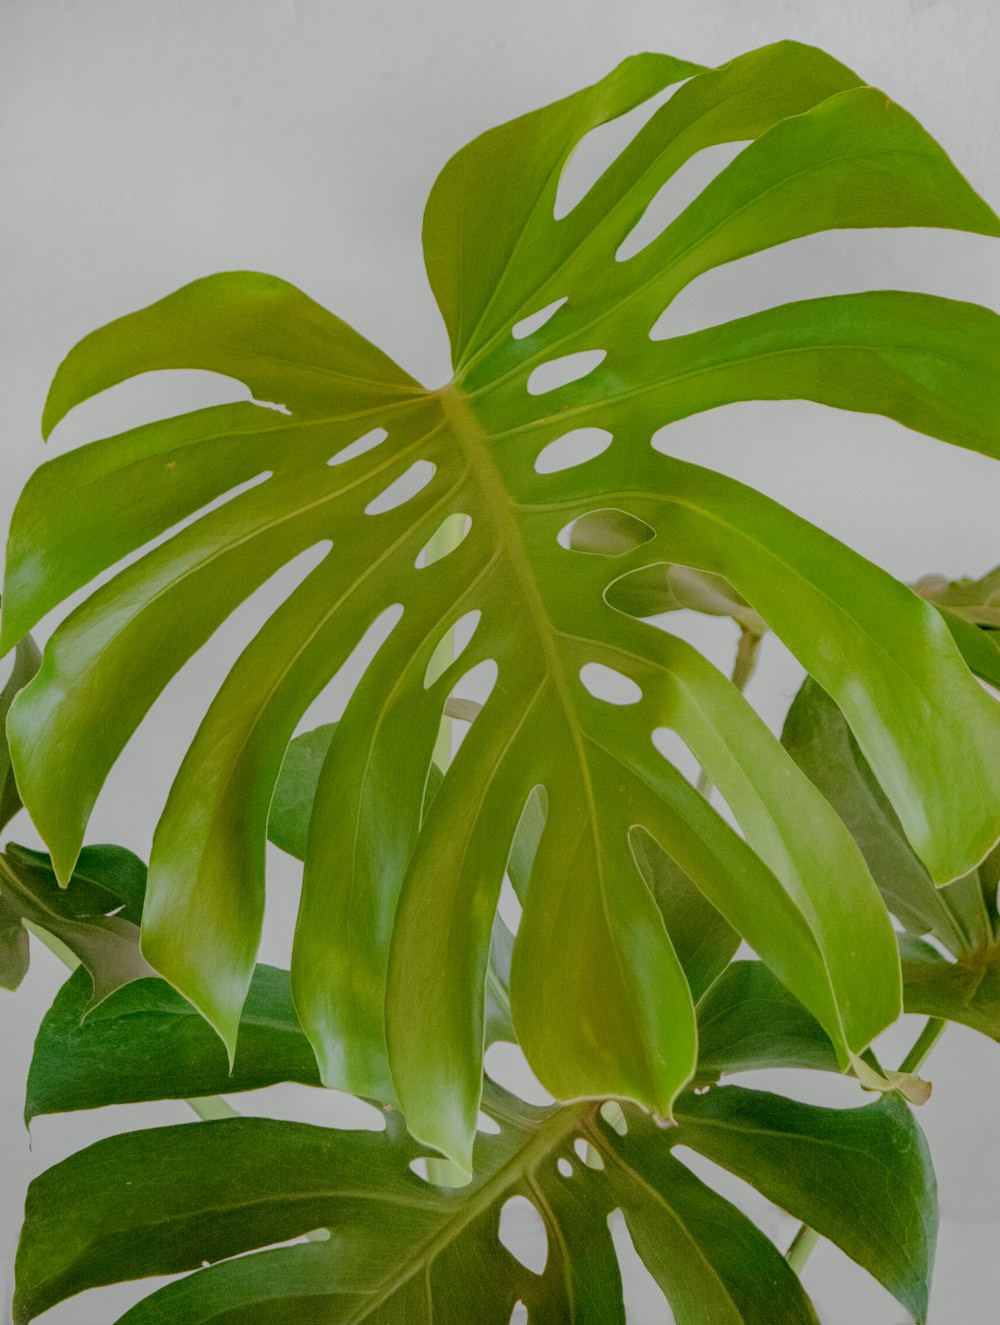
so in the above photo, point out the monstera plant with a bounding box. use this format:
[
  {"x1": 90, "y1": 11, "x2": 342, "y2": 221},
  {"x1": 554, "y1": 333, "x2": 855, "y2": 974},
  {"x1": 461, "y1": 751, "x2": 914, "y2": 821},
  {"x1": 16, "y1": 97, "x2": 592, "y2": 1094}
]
[{"x1": 4, "y1": 37, "x2": 1000, "y2": 1324}]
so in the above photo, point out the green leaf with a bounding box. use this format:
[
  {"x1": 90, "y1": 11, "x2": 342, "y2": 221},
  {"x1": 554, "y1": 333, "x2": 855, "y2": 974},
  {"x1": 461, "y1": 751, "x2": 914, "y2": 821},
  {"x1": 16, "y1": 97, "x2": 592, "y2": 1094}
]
[
  {"x1": 595, "y1": 1112, "x2": 818, "y2": 1325},
  {"x1": 675, "y1": 1085, "x2": 938, "y2": 1323},
  {"x1": 915, "y1": 564, "x2": 1000, "y2": 629},
  {"x1": 15, "y1": 1085, "x2": 823, "y2": 1325},
  {"x1": 782, "y1": 677, "x2": 997, "y2": 955},
  {"x1": 0, "y1": 846, "x2": 154, "y2": 1009},
  {"x1": 900, "y1": 933, "x2": 1000, "y2": 1042},
  {"x1": 6, "y1": 40, "x2": 1000, "y2": 1164},
  {"x1": 268, "y1": 724, "x2": 339, "y2": 860},
  {"x1": 0, "y1": 892, "x2": 29, "y2": 990},
  {"x1": 695, "y1": 961, "x2": 840, "y2": 1080},
  {"x1": 25, "y1": 963, "x2": 320, "y2": 1122},
  {"x1": 0, "y1": 633, "x2": 40, "y2": 833}
]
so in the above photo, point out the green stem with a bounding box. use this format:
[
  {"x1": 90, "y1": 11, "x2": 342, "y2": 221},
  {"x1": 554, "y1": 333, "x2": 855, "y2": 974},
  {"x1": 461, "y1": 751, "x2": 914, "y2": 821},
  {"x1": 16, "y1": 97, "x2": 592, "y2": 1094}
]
[
  {"x1": 898, "y1": 1017, "x2": 946, "y2": 1075},
  {"x1": 696, "y1": 626, "x2": 762, "y2": 798},
  {"x1": 785, "y1": 1224, "x2": 821, "y2": 1274},
  {"x1": 786, "y1": 1015, "x2": 947, "y2": 1275}
]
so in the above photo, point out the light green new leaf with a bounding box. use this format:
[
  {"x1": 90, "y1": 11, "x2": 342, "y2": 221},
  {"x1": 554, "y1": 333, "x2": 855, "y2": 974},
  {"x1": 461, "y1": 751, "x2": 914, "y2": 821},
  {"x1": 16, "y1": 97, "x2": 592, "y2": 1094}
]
[{"x1": 5, "y1": 39, "x2": 1000, "y2": 1166}]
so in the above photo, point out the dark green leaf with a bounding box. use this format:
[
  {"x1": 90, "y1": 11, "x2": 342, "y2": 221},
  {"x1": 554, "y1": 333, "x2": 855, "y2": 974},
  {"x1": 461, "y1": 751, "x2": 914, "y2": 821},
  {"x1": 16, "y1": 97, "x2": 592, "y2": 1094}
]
[
  {"x1": 26, "y1": 964, "x2": 319, "y2": 1122},
  {"x1": 595, "y1": 1111, "x2": 818, "y2": 1325},
  {"x1": 0, "y1": 892, "x2": 29, "y2": 990},
  {"x1": 695, "y1": 961, "x2": 839, "y2": 1080},
  {"x1": 17, "y1": 1084, "x2": 828, "y2": 1325},
  {"x1": 675, "y1": 1085, "x2": 937, "y2": 1323},
  {"x1": 0, "y1": 634, "x2": 40, "y2": 832},
  {"x1": 901, "y1": 933, "x2": 1000, "y2": 1042},
  {"x1": 0, "y1": 847, "x2": 154, "y2": 1010},
  {"x1": 782, "y1": 677, "x2": 995, "y2": 954}
]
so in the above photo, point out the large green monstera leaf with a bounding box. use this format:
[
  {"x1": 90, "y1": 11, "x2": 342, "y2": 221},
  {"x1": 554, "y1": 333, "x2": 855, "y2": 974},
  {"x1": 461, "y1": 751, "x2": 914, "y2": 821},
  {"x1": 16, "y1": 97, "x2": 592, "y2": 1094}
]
[
  {"x1": 15, "y1": 960, "x2": 937, "y2": 1325},
  {"x1": 5, "y1": 40, "x2": 1000, "y2": 1170}
]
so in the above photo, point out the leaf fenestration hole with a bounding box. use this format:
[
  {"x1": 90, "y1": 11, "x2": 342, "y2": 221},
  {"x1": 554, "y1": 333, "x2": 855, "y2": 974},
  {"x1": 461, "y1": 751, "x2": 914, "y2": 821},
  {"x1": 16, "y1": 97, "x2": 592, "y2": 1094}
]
[
  {"x1": 534, "y1": 427, "x2": 613, "y2": 475},
  {"x1": 608, "y1": 1210, "x2": 669, "y2": 1320},
  {"x1": 434, "y1": 658, "x2": 498, "y2": 761},
  {"x1": 512, "y1": 297, "x2": 568, "y2": 340},
  {"x1": 580, "y1": 662, "x2": 643, "y2": 706},
  {"x1": 557, "y1": 1157, "x2": 574, "y2": 1178},
  {"x1": 600, "y1": 1100, "x2": 628, "y2": 1135},
  {"x1": 291, "y1": 602, "x2": 404, "y2": 733},
  {"x1": 423, "y1": 610, "x2": 482, "y2": 689},
  {"x1": 560, "y1": 508, "x2": 655, "y2": 555},
  {"x1": 484, "y1": 1041, "x2": 556, "y2": 1106},
  {"x1": 509, "y1": 1302, "x2": 529, "y2": 1325},
  {"x1": 416, "y1": 512, "x2": 472, "y2": 568},
  {"x1": 499, "y1": 1196, "x2": 548, "y2": 1275},
  {"x1": 616, "y1": 140, "x2": 751, "y2": 263},
  {"x1": 574, "y1": 1137, "x2": 605, "y2": 1170},
  {"x1": 327, "y1": 426, "x2": 388, "y2": 467},
  {"x1": 477, "y1": 1111, "x2": 502, "y2": 1135},
  {"x1": 364, "y1": 459, "x2": 436, "y2": 515},
  {"x1": 553, "y1": 82, "x2": 686, "y2": 220},
  {"x1": 526, "y1": 350, "x2": 606, "y2": 396},
  {"x1": 497, "y1": 875, "x2": 523, "y2": 934},
  {"x1": 651, "y1": 726, "x2": 702, "y2": 787}
]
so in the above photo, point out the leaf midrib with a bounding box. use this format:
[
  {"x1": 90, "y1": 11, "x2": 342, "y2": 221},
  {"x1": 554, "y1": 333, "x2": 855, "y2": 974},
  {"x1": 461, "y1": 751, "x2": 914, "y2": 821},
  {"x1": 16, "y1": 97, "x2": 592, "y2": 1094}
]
[{"x1": 436, "y1": 384, "x2": 662, "y2": 1090}]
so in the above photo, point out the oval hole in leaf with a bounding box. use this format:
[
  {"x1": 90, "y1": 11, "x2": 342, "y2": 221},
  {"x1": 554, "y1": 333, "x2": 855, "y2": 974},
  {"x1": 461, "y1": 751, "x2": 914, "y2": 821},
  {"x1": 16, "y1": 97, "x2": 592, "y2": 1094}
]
[
  {"x1": 416, "y1": 512, "x2": 472, "y2": 568},
  {"x1": 557, "y1": 1157, "x2": 574, "y2": 1178},
  {"x1": 580, "y1": 662, "x2": 643, "y2": 706},
  {"x1": 554, "y1": 82, "x2": 685, "y2": 220},
  {"x1": 423, "y1": 610, "x2": 482, "y2": 689},
  {"x1": 574, "y1": 1137, "x2": 605, "y2": 1170},
  {"x1": 499, "y1": 1196, "x2": 548, "y2": 1275},
  {"x1": 364, "y1": 459, "x2": 436, "y2": 515},
  {"x1": 526, "y1": 350, "x2": 606, "y2": 396},
  {"x1": 617, "y1": 140, "x2": 750, "y2": 263},
  {"x1": 327, "y1": 426, "x2": 388, "y2": 467},
  {"x1": 484, "y1": 1041, "x2": 555, "y2": 1106},
  {"x1": 561, "y1": 507, "x2": 655, "y2": 555},
  {"x1": 512, "y1": 297, "x2": 568, "y2": 340},
  {"x1": 600, "y1": 1100, "x2": 628, "y2": 1135},
  {"x1": 509, "y1": 1303, "x2": 529, "y2": 1325},
  {"x1": 477, "y1": 1110, "x2": 502, "y2": 1135},
  {"x1": 534, "y1": 427, "x2": 613, "y2": 475}
]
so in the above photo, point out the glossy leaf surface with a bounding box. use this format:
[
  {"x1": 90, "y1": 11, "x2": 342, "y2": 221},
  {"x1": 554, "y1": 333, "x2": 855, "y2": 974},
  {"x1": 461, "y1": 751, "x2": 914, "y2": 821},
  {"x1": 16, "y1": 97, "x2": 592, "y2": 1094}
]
[
  {"x1": 17, "y1": 1078, "x2": 935, "y2": 1325},
  {"x1": 674, "y1": 1087, "x2": 937, "y2": 1322},
  {"x1": 6, "y1": 40, "x2": 1000, "y2": 1166},
  {"x1": 25, "y1": 964, "x2": 320, "y2": 1122}
]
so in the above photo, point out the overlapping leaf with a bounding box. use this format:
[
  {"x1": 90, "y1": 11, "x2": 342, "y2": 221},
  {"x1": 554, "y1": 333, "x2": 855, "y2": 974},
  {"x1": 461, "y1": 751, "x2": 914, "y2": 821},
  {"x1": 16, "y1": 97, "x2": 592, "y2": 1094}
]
[
  {"x1": 14, "y1": 1076, "x2": 936, "y2": 1324},
  {"x1": 0, "y1": 843, "x2": 152, "y2": 1007},
  {"x1": 5, "y1": 39, "x2": 1000, "y2": 1167},
  {"x1": 784, "y1": 678, "x2": 1000, "y2": 1041}
]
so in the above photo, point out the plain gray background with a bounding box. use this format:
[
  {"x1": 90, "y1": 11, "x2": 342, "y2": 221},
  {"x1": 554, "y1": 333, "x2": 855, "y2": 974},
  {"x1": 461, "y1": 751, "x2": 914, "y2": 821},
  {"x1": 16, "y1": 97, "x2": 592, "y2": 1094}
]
[{"x1": 2, "y1": 1, "x2": 1000, "y2": 1321}]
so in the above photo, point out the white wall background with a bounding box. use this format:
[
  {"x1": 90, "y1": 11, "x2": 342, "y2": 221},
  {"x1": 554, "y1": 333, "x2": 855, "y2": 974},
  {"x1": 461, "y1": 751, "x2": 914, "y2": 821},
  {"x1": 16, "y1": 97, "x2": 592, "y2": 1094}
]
[{"x1": 2, "y1": 1, "x2": 1000, "y2": 1321}]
